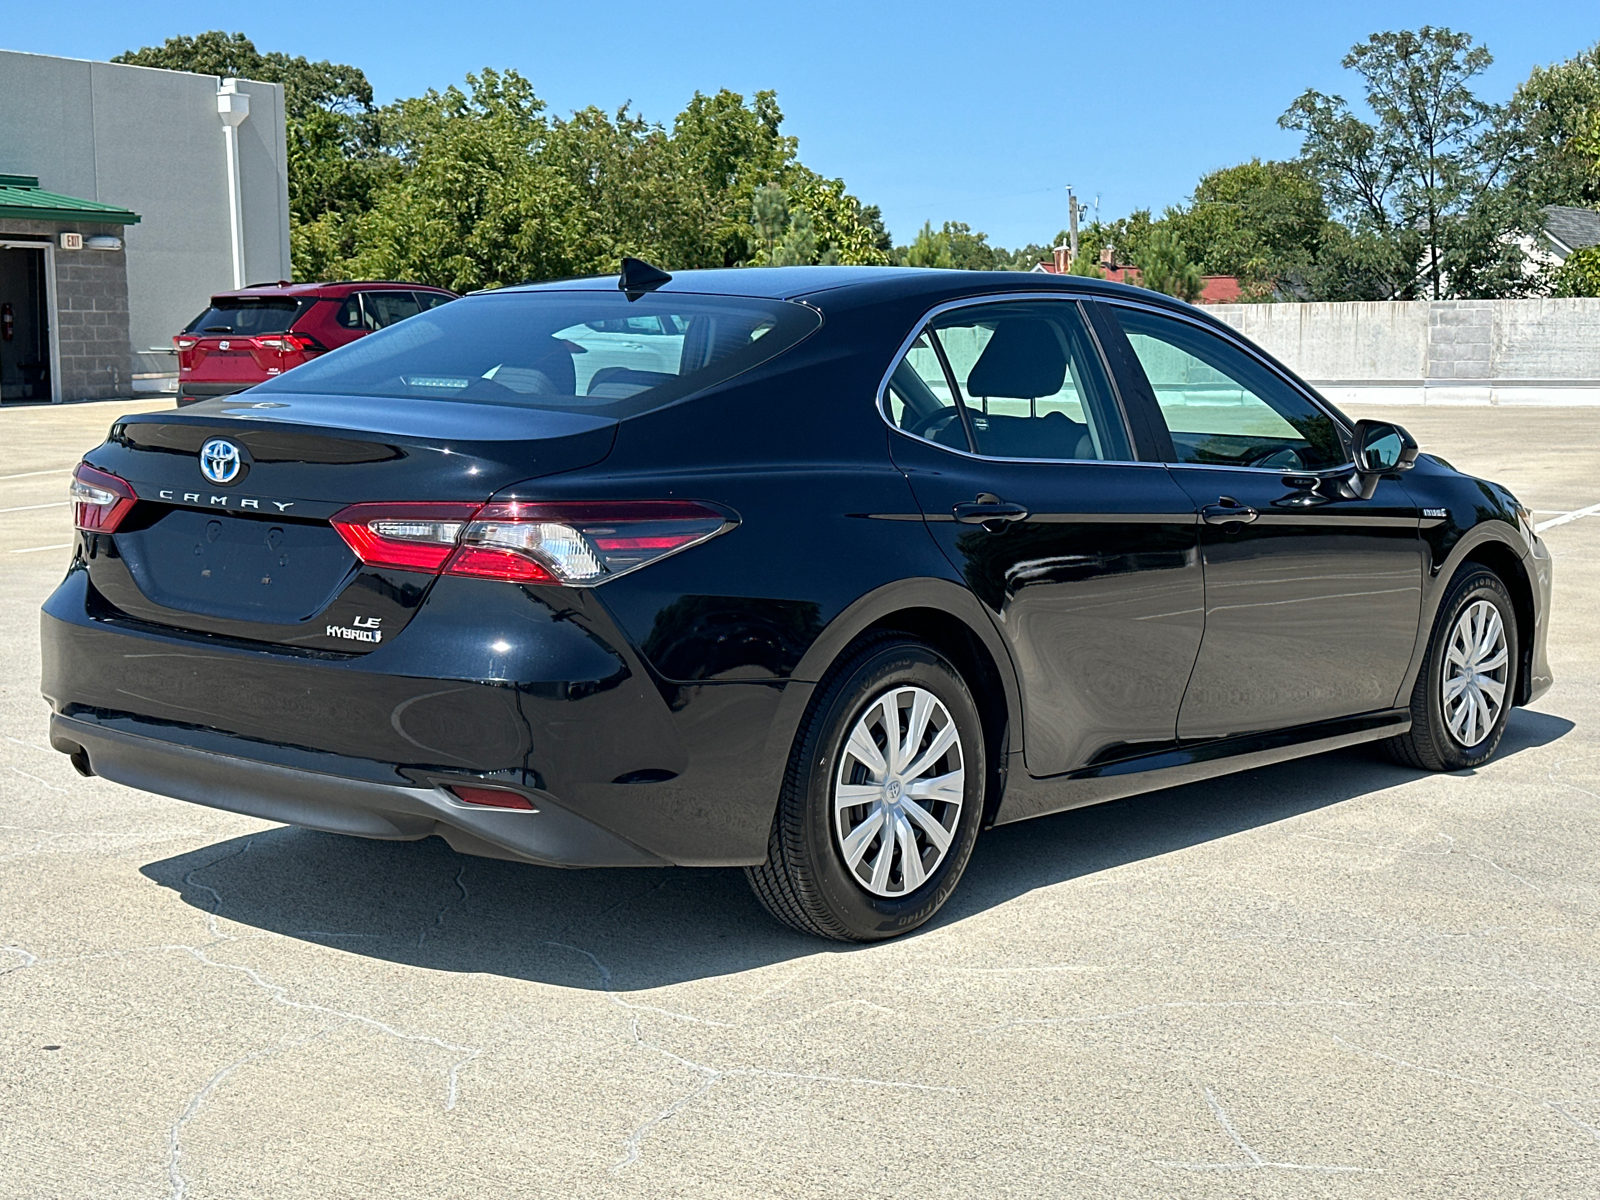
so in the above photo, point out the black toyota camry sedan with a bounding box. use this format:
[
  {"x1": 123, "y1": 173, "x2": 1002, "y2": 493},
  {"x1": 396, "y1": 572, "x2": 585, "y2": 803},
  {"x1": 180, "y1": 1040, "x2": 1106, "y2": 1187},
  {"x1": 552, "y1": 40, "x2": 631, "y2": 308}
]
[{"x1": 42, "y1": 264, "x2": 1553, "y2": 941}]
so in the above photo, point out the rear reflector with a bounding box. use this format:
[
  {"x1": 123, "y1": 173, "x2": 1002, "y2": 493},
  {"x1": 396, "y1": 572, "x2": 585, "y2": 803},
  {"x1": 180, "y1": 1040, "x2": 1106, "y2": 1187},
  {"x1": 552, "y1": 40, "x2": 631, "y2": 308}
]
[
  {"x1": 71, "y1": 463, "x2": 137, "y2": 533},
  {"x1": 449, "y1": 785, "x2": 538, "y2": 811},
  {"x1": 330, "y1": 499, "x2": 732, "y2": 586}
]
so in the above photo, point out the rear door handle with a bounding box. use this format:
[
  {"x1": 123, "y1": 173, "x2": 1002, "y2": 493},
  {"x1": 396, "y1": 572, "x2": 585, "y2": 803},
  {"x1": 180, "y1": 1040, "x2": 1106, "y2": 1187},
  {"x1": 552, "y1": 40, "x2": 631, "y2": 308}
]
[
  {"x1": 1201, "y1": 497, "x2": 1259, "y2": 525},
  {"x1": 953, "y1": 499, "x2": 1030, "y2": 525}
]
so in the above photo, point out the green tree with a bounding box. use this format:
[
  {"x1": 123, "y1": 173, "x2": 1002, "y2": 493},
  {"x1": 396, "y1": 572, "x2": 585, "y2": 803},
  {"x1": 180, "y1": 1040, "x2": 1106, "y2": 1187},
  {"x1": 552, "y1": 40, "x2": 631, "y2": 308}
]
[
  {"x1": 1173, "y1": 160, "x2": 1328, "y2": 291},
  {"x1": 1281, "y1": 27, "x2": 1527, "y2": 299},
  {"x1": 901, "y1": 221, "x2": 955, "y2": 268},
  {"x1": 749, "y1": 183, "x2": 790, "y2": 262},
  {"x1": 349, "y1": 70, "x2": 587, "y2": 291},
  {"x1": 672, "y1": 89, "x2": 796, "y2": 267},
  {"x1": 1552, "y1": 109, "x2": 1600, "y2": 296},
  {"x1": 1133, "y1": 226, "x2": 1204, "y2": 302},
  {"x1": 1512, "y1": 42, "x2": 1600, "y2": 208}
]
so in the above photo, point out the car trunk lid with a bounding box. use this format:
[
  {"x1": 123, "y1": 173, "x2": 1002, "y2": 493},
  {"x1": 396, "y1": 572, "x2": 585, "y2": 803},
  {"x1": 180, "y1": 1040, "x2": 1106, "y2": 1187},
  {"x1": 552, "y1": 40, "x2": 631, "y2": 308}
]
[{"x1": 80, "y1": 395, "x2": 615, "y2": 652}]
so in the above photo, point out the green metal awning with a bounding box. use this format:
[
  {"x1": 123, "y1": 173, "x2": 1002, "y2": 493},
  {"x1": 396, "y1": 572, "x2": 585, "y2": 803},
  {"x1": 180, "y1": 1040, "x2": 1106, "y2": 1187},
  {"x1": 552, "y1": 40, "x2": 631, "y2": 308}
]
[{"x1": 0, "y1": 174, "x2": 140, "y2": 226}]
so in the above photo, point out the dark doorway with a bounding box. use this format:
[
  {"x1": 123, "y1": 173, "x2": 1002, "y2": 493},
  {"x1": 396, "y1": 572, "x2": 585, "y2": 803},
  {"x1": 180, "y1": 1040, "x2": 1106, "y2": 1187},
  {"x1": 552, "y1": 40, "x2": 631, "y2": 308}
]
[{"x1": 0, "y1": 244, "x2": 50, "y2": 402}]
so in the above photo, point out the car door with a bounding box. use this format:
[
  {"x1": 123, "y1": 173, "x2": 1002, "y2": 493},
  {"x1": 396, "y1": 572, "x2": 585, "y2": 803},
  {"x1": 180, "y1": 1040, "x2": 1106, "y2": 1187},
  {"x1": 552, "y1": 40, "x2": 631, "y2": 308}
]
[
  {"x1": 1096, "y1": 301, "x2": 1424, "y2": 741},
  {"x1": 885, "y1": 297, "x2": 1206, "y2": 777}
]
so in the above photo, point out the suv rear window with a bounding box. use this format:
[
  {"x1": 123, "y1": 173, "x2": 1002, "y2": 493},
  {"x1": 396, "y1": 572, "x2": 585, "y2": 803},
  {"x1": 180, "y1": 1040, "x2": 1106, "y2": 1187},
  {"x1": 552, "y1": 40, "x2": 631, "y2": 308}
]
[
  {"x1": 185, "y1": 298, "x2": 312, "y2": 336},
  {"x1": 254, "y1": 290, "x2": 823, "y2": 416}
]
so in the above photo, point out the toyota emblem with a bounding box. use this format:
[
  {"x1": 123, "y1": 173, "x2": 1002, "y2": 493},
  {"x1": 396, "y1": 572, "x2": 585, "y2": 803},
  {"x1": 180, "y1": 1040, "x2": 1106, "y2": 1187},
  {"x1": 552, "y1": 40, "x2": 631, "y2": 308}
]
[
  {"x1": 218, "y1": 340, "x2": 230, "y2": 350},
  {"x1": 200, "y1": 438, "x2": 244, "y2": 485}
]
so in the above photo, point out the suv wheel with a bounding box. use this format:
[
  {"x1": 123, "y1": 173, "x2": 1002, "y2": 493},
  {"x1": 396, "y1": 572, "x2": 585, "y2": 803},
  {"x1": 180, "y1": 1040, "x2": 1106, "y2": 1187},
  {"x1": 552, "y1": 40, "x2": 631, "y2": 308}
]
[
  {"x1": 746, "y1": 637, "x2": 986, "y2": 941},
  {"x1": 1388, "y1": 566, "x2": 1518, "y2": 771}
]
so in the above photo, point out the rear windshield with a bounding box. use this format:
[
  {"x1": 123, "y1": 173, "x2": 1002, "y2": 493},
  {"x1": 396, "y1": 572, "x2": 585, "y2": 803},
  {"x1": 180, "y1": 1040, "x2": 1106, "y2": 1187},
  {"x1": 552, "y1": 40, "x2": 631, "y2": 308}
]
[
  {"x1": 186, "y1": 298, "x2": 312, "y2": 336},
  {"x1": 251, "y1": 290, "x2": 823, "y2": 416}
]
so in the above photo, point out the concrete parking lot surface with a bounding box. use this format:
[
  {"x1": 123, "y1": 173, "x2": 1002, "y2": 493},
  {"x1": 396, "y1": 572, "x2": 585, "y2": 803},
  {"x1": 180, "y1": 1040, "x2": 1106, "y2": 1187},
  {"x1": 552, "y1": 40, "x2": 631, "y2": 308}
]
[{"x1": 2, "y1": 399, "x2": 1598, "y2": 1199}]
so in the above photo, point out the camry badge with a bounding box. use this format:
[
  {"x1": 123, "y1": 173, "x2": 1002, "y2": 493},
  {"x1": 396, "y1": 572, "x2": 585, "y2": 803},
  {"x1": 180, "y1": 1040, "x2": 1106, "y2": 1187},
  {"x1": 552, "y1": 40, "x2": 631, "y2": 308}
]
[{"x1": 200, "y1": 438, "x2": 243, "y2": 485}]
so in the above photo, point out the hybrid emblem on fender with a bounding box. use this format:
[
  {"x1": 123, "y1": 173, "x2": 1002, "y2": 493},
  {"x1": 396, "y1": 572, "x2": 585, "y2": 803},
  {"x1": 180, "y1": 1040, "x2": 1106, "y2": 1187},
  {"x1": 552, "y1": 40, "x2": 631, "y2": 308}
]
[{"x1": 199, "y1": 439, "x2": 244, "y2": 485}]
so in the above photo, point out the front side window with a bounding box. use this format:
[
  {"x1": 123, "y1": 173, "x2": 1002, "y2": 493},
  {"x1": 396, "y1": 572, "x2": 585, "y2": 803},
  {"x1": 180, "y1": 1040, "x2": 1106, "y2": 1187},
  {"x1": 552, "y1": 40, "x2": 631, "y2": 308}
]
[
  {"x1": 884, "y1": 299, "x2": 1130, "y2": 462},
  {"x1": 1114, "y1": 306, "x2": 1346, "y2": 470},
  {"x1": 255, "y1": 290, "x2": 822, "y2": 417}
]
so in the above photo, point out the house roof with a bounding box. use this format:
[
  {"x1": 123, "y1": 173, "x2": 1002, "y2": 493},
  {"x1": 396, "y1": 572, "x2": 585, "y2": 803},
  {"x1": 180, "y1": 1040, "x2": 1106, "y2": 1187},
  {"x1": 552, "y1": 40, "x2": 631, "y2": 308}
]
[
  {"x1": 0, "y1": 174, "x2": 140, "y2": 226},
  {"x1": 1541, "y1": 205, "x2": 1600, "y2": 259}
]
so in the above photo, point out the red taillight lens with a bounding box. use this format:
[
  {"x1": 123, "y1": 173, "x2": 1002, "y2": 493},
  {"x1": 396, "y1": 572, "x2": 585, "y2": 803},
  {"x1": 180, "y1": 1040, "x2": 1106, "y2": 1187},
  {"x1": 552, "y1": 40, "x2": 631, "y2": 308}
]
[
  {"x1": 71, "y1": 463, "x2": 137, "y2": 533},
  {"x1": 448, "y1": 785, "x2": 538, "y2": 811},
  {"x1": 329, "y1": 500, "x2": 732, "y2": 585},
  {"x1": 330, "y1": 503, "x2": 480, "y2": 572},
  {"x1": 174, "y1": 336, "x2": 198, "y2": 351}
]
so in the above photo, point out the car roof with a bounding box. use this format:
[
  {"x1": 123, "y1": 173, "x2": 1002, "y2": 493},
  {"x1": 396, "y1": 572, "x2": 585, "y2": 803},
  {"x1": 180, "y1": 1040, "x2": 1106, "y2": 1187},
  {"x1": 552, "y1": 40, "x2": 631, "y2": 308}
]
[
  {"x1": 208, "y1": 281, "x2": 458, "y2": 301},
  {"x1": 502, "y1": 265, "x2": 1214, "y2": 319}
]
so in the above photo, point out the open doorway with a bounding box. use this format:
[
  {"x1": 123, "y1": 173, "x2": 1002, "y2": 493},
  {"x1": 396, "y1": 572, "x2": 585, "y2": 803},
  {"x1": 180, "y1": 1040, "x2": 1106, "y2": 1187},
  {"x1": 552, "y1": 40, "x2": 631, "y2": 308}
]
[{"x1": 0, "y1": 243, "x2": 51, "y2": 402}]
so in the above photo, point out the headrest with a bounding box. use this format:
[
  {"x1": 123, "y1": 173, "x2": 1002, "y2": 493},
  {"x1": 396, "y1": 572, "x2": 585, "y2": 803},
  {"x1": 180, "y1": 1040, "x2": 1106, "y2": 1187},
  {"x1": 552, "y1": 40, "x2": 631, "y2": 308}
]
[{"x1": 964, "y1": 319, "x2": 1067, "y2": 399}]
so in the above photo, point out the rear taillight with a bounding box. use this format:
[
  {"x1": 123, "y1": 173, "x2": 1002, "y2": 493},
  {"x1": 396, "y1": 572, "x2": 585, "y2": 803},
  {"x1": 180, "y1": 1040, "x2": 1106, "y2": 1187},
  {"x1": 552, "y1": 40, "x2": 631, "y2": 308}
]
[
  {"x1": 255, "y1": 334, "x2": 320, "y2": 353},
  {"x1": 330, "y1": 500, "x2": 732, "y2": 586},
  {"x1": 329, "y1": 503, "x2": 479, "y2": 572},
  {"x1": 71, "y1": 463, "x2": 137, "y2": 533},
  {"x1": 174, "y1": 336, "x2": 198, "y2": 351}
]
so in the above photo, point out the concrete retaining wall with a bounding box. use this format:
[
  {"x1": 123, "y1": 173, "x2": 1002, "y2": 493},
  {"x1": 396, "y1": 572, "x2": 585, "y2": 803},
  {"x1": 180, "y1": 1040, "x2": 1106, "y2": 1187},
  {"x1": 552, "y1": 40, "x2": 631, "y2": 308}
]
[{"x1": 1208, "y1": 298, "x2": 1600, "y2": 406}]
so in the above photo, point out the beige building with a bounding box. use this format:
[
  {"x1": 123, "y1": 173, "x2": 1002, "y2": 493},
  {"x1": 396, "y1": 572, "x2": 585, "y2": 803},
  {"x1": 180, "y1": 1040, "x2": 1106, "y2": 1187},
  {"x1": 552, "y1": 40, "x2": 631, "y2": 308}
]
[{"x1": 0, "y1": 50, "x2": 289, "y2": 402}]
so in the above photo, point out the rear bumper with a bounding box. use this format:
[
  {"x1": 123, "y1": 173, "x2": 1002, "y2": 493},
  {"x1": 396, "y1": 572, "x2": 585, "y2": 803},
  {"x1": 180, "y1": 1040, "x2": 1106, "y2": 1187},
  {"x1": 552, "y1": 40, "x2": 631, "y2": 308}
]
[
  {"x1": 41, "y1": 567, "x2": 798, "y2": 866},
  {"x1": 50, "y1": 711, "x2": 665, "y2": 867}
]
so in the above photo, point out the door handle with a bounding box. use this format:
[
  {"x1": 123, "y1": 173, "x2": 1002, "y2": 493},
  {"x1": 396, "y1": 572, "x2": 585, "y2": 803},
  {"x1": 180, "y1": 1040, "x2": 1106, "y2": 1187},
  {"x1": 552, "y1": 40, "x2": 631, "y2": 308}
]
[
  {"x1": 1201, "y1": 497, "x2": 1259, "y2": 525},
  {"x1": 952, "y1": 497, "x2": 1030, "y2": 525}
]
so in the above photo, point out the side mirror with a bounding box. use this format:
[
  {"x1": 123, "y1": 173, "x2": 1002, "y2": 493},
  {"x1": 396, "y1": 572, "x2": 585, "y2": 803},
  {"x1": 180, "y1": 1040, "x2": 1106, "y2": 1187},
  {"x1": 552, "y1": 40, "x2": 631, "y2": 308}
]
[{"x1": 1350, "y1": 419, "x2": 1418, "y2": 498}]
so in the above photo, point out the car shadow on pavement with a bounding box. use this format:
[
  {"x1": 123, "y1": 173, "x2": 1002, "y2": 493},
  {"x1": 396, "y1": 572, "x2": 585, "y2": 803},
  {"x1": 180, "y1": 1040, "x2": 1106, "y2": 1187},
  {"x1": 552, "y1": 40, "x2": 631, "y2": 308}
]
[{"x1": 140, "y1": 708, "x2": 1575, "y2": 992}]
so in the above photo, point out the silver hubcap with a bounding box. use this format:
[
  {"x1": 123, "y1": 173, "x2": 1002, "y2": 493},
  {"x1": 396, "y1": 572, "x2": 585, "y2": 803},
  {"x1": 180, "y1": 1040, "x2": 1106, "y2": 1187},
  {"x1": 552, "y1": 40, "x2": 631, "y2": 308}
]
[
  {"x1": 1442, "y1": 599, "x2": 1509, "y2": 749},
  {"x1": 834, "y1": 685, "x2": 965, "y2": 898}
]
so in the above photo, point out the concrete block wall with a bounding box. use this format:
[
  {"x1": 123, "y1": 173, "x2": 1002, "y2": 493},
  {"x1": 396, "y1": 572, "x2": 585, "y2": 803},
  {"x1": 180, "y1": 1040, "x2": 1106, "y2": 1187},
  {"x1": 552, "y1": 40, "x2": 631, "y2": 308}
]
[
  {"x1": 1209, "y1": 298, "x2": 1600, "y2": 405},
  {"x1": 55, "y1": 224, "x2": 134, "y2": 401}
]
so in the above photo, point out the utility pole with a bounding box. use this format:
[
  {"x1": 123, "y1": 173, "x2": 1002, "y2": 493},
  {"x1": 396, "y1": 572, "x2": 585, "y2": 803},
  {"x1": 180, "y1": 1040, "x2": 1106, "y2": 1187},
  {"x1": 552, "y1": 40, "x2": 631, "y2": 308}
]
[{"x1": 1066, "y1": 184, "x2": 1080, "y2": 264}]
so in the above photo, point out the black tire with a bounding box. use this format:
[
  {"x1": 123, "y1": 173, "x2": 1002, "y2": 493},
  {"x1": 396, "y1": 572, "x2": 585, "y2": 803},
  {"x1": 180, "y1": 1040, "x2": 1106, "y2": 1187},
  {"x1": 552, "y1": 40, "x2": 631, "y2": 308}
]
[
  {"x1": 1387, "y1": 566, "x2": 1518, "y2": 771},
  {"x1": 745, "y1": 636, "x2": 986, "y2": 941}
]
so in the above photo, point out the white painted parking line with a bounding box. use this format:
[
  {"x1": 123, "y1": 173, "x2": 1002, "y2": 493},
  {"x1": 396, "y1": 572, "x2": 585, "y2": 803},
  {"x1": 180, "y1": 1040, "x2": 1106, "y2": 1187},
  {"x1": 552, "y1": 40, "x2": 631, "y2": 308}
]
[
  {"x1": 10, "y1": 544, "x2": 71, "y2": 554},
  {"x1": 0, "y1": 502, "x2": 68, "y2": 514},
  {"x1": 1535, "y1": 501, "x2": 1600, "y2": 533},
  {"x1": 0, "y1": 468, "x2": 72, "y2": 482}
]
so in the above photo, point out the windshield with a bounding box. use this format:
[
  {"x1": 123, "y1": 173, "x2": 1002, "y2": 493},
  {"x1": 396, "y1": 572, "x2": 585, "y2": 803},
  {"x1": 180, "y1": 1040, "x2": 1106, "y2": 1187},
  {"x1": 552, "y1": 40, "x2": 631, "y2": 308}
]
[
  {"x1": 252, "y1": 290, "x2": 823, "y2": 417},
  {"x1": 185, "y1": 298, "x2": 312, "y2": 336}
]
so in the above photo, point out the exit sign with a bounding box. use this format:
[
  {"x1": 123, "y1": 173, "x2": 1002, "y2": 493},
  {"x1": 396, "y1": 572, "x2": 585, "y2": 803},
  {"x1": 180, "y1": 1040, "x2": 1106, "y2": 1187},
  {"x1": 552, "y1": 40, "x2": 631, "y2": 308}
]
[{"x1": 58, "y1": 232, "x2": 82, "y2": 250}]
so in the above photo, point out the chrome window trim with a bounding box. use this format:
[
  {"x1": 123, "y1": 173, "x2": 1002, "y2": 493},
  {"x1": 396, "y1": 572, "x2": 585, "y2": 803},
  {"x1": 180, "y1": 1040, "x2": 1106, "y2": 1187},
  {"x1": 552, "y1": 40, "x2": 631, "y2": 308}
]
[{"x1": 875, "y1": 291, "x2": 1154, "y2": 468}]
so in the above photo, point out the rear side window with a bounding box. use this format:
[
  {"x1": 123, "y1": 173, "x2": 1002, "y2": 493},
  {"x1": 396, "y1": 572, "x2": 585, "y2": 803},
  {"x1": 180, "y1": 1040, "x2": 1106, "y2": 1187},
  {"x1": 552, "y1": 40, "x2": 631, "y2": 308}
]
[
  {"x1": 884, "y1": 299, "x2": 1131, "y2": 462},
  {"x1": 257, "y1": 290, "x2": 823, "y2": 416},
  {"x1": 185, "y1": 298, "x2": 310, "y2": 336}
]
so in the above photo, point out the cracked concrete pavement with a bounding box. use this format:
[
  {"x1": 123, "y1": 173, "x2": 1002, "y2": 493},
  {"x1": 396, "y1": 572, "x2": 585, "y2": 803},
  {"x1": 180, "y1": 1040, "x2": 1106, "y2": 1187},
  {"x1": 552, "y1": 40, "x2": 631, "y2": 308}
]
[{"x1": 2, "y1": 399, "x2": 1598, "y2": 1198}]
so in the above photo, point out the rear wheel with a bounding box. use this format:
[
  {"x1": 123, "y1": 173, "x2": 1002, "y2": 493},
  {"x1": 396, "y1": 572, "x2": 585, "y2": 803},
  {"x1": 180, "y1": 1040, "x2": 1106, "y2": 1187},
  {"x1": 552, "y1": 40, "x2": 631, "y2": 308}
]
[
  {"x1": 746, "y1": 637, "x2": 985, "y2": 941},
  {"x1": 1388, "y1": 566, "x2": 1518, "y2": 771}
]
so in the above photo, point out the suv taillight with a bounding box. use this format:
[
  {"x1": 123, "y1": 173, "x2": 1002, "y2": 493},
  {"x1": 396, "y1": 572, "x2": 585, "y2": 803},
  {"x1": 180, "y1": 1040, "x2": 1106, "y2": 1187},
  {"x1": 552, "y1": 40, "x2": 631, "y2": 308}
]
[
  {"x1": 71, "y1": 463, "x2": 137, "y2": 533},
  {"x1": 330, "y1": 500, "x2": 732, "y2": 586},
  {"x1": 255, "y1": 334, "x2": 321, "y2": 353}
]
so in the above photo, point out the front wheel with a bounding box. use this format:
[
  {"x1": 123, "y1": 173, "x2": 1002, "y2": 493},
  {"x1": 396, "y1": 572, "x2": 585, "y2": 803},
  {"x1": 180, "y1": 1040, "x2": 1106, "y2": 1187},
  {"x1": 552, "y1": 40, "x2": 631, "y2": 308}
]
[
  {"x1": 746, "y1": 637, "x2": 986, "y2": 941},
  {"x1": 1388, "y1": 566, "x2": 1518, "y2": 771}
]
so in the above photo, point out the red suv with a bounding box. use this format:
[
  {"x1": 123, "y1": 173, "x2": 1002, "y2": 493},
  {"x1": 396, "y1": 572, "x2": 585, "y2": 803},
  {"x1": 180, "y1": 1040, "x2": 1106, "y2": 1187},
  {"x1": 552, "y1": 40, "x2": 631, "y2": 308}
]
[{"x1": 174, "y1": 281, "x2": 456, "y2": 405}]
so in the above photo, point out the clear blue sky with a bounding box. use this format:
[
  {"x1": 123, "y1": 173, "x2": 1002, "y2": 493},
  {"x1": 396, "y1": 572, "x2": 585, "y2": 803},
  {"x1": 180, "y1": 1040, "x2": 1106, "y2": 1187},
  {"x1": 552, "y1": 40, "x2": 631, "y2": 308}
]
[{"x1": 6, "y1": 1, "x2": 1596, "y2": 249}]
